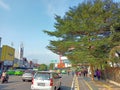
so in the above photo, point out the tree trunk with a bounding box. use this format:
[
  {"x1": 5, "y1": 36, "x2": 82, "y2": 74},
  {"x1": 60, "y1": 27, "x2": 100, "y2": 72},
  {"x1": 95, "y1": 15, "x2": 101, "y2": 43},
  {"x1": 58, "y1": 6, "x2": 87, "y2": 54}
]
[{"x1": 90, "y1": 64, "x2": 94, "y2": 80}]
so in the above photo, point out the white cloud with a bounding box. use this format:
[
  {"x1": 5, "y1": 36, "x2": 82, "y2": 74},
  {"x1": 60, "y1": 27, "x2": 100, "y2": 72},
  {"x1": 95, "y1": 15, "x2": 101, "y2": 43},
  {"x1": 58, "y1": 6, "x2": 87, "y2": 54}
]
[
  {"x1": 26, "y1": 50, "x2": 59, "y2": 64},
  {"x1": 42, "y1": 0, "x2": 69, "y2": 17},
  {"x1": 0, "y1": 0, "x2": 10, "y2": 10}
]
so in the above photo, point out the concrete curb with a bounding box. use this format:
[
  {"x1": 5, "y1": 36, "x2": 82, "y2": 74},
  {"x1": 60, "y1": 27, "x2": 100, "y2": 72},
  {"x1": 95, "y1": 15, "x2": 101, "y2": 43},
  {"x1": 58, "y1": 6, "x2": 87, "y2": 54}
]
[
  {"x1": 89, "y1": 76, "x2": 120, "y2": 87},
  {"x1": 74, "y1": 75, "x2": 80, "y2": 90},
  {"x1": 107, "y1": 79, "x2": 120, "y2": 87}
]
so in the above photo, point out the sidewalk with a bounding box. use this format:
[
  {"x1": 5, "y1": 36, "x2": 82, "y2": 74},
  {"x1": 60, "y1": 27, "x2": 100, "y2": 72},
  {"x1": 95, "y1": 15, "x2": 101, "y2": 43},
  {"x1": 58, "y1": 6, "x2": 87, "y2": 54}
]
[{"x1": 75, "y1": 75, "x2": 120, "y2": 90}]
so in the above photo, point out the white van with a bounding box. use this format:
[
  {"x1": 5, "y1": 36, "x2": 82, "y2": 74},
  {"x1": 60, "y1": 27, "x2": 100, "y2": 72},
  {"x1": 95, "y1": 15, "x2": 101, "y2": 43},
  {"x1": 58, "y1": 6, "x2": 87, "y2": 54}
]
[{"x1": 31, "y1": 71, "x2": 61, "y2": 90}]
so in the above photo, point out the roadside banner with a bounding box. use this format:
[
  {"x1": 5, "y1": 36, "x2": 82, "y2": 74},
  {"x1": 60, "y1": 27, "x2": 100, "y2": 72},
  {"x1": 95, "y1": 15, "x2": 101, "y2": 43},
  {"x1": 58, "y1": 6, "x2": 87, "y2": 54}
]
[{"x1": 1, "y1": 45, "x2": 15, "y2": 61}]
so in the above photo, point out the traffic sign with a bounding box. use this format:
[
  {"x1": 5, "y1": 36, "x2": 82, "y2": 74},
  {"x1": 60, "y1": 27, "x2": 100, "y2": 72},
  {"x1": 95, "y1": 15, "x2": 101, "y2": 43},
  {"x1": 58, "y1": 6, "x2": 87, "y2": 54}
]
[{"x1": 51, "y1": 60, "x2": 58, "y2": 63}]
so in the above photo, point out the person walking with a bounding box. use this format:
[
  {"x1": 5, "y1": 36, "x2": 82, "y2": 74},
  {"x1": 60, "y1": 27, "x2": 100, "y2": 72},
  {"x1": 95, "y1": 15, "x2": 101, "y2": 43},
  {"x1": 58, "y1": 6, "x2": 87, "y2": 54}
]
[
  {"x1": 67, "y1": 70, "x2": 70, "y2": 75},
  {"x1": 72, "y1": 71, "x2": 74, "y2": 76},
  {"x1": 78, "y1": 71, "x2": 81, "y2": 76},
  {"x1": 96, "y1": 69, "x2": 101, "y2": 80}
]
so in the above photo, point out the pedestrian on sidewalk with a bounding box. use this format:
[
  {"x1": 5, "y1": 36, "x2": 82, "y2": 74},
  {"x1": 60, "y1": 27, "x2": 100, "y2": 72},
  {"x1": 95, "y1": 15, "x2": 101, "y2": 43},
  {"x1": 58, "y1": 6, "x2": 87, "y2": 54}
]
[
  {"x1": 67, "y1": 70, "x2": 70, "y2": 75},
  {"x1": 72, "y1": 71, "x2": 74, "y2": 76},
  {"x1": 75, "y1": 70, "x2": 79, "y2": 77},
  {"x1": 78, "y1": 71, "x2": 81, "y2": 76},
  {"x1": 96, "y1": 69, "x2": 101, "y2": 80},
  {"x1": 83, "y1": 68, "x2": 88, "y2": 77}
]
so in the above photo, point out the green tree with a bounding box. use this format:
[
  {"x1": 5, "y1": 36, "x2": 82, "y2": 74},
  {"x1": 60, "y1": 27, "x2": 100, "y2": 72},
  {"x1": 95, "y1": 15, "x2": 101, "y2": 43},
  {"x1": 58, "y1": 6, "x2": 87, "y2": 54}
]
[
  {"x1": 44, "y1": 0, "x2": 119, "y2": 64},
  {"x1": 38, "y1": 64, "x2": 47, "y2": 71},
  {"x1": 43, "y1": 0, "x2": 120, "y2": 80},
  {"x1": 49, "y1": 63, "x2": 55, "y2": 70}
]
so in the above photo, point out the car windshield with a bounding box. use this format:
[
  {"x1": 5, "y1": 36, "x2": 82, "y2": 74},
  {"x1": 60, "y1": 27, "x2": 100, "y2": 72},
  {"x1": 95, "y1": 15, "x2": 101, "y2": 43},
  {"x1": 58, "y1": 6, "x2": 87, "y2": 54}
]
[
  {"x1": 25, "y1": 70, "x2": 35, "y2": 74},
  {"x1": 34, "y1": 72, "x2": 50, "y2": 80},
  {"x1": 24, "y1": 73, "x2": 32, "y2": 75}
]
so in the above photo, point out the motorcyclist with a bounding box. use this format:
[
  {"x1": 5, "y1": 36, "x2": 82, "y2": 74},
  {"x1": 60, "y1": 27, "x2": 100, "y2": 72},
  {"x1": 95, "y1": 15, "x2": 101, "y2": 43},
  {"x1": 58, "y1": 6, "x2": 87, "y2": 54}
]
[
  {"x1": 1, "y1": 70, "x2": 9, "y2": 83},
  {"x1": 2, "y1": 71, "x2": 6, "y2": 77}
]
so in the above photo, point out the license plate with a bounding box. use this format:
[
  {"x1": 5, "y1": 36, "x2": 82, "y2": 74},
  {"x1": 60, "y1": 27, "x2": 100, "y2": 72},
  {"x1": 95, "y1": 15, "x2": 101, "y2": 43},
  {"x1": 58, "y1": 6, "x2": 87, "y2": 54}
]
[{"x1": 38, "y1": 83, "x2": 45, "y2": 86}]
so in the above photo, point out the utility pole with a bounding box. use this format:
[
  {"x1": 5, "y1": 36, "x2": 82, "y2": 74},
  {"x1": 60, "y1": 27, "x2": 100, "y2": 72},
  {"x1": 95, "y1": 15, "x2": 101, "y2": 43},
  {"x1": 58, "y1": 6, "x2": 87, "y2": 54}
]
[{"x1": 0, "y1": 37, "x2": 1, "y2": 47}]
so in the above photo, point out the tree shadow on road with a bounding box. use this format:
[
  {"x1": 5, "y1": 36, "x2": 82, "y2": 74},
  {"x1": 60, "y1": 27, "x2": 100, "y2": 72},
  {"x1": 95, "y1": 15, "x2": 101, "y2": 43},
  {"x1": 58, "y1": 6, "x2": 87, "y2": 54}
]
[
  {"x1": 60, "y1": 86, "x2": 71, "y2": 90},
  {"x1": 6, "y1": 80, "x2": 20, "y2": 83},
  {"x1": 0, "y1": 84, "x2": 11, "y2": 90}
]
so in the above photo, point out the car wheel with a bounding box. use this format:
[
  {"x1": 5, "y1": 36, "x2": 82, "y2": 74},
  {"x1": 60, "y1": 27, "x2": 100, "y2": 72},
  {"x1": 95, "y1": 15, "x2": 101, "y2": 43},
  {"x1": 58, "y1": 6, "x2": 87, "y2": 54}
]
[
  {"x1": 22, "y1": 79, "x2": 25, "y2": 82},
  {"x1": 60, "y1": 82, "x2": 61, "y2": 86},
  {"x1": 6, "y1": 80, "x2": 8, "y2": 83},
  {"x1": 54, "y1": 87, "x2": 56, "y2": 90},
  {"x1": 58, "y1": 87, "x2": 61, "y2": 90}
]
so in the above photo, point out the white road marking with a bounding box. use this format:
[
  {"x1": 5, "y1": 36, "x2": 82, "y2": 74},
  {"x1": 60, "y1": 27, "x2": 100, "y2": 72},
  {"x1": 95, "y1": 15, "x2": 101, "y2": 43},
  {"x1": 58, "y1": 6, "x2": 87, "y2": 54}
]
[{"x1": 71, "y1": 75, "x2": 75, "y2": 90}]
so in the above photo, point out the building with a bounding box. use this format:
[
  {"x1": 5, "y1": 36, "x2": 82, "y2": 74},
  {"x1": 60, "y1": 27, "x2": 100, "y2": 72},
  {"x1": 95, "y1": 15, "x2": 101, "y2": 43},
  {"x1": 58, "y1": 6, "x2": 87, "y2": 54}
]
[
  {"x1": 55, "y1": 56, "x2": 72, "y2": 68},
  {"x1": 0, "y1": 45, "x2": 15, "y2": 71}
]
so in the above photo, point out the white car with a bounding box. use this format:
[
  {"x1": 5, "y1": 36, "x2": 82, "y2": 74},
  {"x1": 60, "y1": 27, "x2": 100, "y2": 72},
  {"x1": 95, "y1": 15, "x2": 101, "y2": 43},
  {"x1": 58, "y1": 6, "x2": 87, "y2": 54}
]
[
  {"x1": 31, "y1": 71, "x2": 61, "y2": 90},
  {"x1": 22, "y1": 72, "x2": 33, "y2": 82}
]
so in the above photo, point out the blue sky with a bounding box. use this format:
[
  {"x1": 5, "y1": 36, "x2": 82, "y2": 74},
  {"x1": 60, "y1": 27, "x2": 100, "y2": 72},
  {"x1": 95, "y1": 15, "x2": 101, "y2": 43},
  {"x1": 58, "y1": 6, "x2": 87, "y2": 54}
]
[
  {"x1": 0, "y1": 0, "x2": 84, "y2": 64},
  {"x1": 0, "y1": 0, "x2": 119, "y2": 64}
]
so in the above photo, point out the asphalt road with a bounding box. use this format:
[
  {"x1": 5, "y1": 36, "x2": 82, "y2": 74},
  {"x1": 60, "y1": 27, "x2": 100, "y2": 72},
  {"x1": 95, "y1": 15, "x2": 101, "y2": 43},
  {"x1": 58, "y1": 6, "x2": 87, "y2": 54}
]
[
  {"x1": 0, "y1": 74, "x2": 73, "y2": 90},
  {"x1": 0, "y1": 76, "x2": 31, "y2": 90},
  {"x1": 60, "y1": 74, "x2": 73, "y2": 90}
]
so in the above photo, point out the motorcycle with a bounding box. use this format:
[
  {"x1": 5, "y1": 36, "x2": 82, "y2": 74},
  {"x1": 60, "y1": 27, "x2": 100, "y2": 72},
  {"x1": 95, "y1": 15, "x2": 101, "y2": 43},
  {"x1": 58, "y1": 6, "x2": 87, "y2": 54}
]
[{"x1": 1, "y1": 75, "x2": 9, "y2": 84}]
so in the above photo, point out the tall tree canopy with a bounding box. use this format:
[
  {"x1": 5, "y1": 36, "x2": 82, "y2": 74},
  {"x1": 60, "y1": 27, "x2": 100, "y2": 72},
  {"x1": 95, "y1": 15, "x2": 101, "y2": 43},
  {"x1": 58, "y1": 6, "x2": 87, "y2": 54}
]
[{"x1": 44, "y1": 0, "x2": 120, "y2": 65}]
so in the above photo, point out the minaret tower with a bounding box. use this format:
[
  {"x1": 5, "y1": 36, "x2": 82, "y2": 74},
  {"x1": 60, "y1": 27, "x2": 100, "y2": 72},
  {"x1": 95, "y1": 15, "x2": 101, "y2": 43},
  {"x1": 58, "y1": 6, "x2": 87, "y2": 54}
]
[{"x1": 20, "y1": 42, "x2": 24, "y2": 60}]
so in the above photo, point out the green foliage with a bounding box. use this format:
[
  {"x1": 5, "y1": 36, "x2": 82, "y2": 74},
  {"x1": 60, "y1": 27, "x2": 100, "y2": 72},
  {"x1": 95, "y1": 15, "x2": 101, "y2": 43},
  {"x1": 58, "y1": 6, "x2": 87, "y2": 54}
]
[
  {"x1": 38, "y1": 64, "x2": 47, "y2": 71},
  {"x1": 49, "y1": 63, "x2": 55, "y2": 70},
  {"x1": 43, "y1": 0, "x2": 120, "y2": 66}
]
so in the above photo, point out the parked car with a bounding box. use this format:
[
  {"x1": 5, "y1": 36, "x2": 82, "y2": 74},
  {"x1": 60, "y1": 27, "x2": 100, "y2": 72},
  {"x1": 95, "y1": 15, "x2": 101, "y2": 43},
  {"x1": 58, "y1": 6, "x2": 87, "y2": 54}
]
[
  {"x1": 14, "y1": 69, "x2": 24, "y2": 76},
  {"x1": 24, "y1": 69, "x2": 35, "y2": 75},
  {"x1": 31, "y1": 71, "x2": 61, "y2": 90},
  {"x1": 7, "y1": 70, "x2": 15, "y2": 75},
  {"x1": 61, "y1": 70, "x2": 67, "y2": 74},
  {"x1": 22, "y1": 72, "x2": 33, "y2": 82}
]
